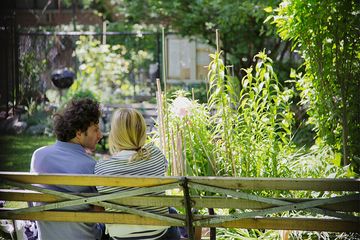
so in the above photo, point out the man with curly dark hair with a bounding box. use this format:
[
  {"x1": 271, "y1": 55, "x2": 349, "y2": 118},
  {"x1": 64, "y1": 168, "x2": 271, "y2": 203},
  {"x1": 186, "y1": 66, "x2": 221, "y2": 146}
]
[{"x1": 30, "y1": 98, "x2": 103, "y2": 240}]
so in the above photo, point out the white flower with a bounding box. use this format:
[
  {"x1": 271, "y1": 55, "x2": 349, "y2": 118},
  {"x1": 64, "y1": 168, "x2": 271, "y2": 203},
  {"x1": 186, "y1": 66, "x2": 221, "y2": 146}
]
[
  {"x1": 79, "y1": 64, "x2": 87, "y2": 71},
  {"x1": 171, "y1": 96, "x2": 193, "y2": 118}
]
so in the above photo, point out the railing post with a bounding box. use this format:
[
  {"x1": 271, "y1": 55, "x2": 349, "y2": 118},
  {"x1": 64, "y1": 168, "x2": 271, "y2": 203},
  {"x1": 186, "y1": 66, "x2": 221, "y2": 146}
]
[
  {"x1": 208, "y1": 207, "x2": 216, "y2": 240},
  {"x1": 180, "y1": 177, "x2": 194, "y2": 240}
]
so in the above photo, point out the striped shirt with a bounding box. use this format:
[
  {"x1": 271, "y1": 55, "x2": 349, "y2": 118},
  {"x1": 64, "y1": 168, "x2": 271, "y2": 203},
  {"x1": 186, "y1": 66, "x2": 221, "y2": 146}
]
[{"x1": 94, "y1": 143, "x2": 169, "y2": 239}]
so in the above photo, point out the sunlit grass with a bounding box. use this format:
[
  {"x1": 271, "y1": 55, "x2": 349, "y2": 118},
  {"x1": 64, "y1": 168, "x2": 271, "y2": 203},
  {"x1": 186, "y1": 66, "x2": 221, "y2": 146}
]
[
  {"x1": 0, "y1": 135, "x2": 55, "y2": 171},
  {"x1": 0, "y1": 134, "x2": 108, "y2": 172}
]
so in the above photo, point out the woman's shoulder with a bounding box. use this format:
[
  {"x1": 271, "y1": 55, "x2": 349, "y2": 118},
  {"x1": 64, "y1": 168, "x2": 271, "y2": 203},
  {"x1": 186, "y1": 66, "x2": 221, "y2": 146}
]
[
  {"x1": 145, "y1": 142, "x2": 162, "y2": 154},
  {"x1": 145, "y1": 143, "x2": 167, "y2": 166},
  {"x1": 94, "y1": 155, "x2": 129, "y2": 174}
]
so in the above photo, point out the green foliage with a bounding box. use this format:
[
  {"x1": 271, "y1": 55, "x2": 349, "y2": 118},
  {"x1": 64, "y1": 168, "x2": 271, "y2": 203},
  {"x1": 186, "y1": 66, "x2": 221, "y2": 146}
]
[
  {"x1": 167, "y1": 83, "x2": 208, "y2": 103},
  {"x1": 159, "y1": 91, "x2": 215, "y2": 176},
  {"x1": 207, "y1": 50, "x2": 237, "y2": 176},
  {"x1": 61, "y1": 88, "x2": 99, "y2": 111},
  {"x1": 91, "y1": 0, "x2": 298, "y2": 79},
  {"x1": 130, "y1": 49, "x2": 154, "y2": 72},
  {"x1": 217, "y1": 227, "x2": 281, "y2": 240},
  {"x1": 19, "y1": 51, "x2": 47, "y2": 107},
  {"x1": 67, "y1": 89, "x2": 98, "y2": 101},
  {"x1": 72, "y1": 35, "x2": 155, "y2": 104},
  {"x1": 270, "y1": 0, "x2": 360, "y2": 168},
  {"x1": 106, "y1": 22, "x2": 157, "y2": 66},
  {"x1": 159, "y1": 49, "x2": 297, "y2": 178},
  {"x1": 22, "y1": 102, "x2": 54, "y2": 132},
  {"x1": 104, "y1": 23, "x2": 160, "y2": 99},
  {"x1": 157, "y1": 48, "x2": 350, "y2": 240},
  {"x1": 290, "y1": 141, "x2": 351, "y2": 179},
  {"x1": 73, "y1": 36, "x2": 131, "y2": 104},
  {"x1": 208, "y1": 50, "x2": 295, "y2": 177}
]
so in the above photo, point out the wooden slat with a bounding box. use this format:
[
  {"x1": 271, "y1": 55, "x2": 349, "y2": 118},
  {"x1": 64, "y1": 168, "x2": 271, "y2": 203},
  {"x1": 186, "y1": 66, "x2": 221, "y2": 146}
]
[
  {"x1": 0, "y1": 189, "x2": 63, "y2": 202},
  {"x1": 1, "y1": 173, "x2": 359, "y2": 190},
  {"x1": 188, "y1": 177, "x2": 360, "y2": 191},
  {"x1": 1, "y1": 172, "x2": 359, "y2": 234},
  {"x1": 193, "y1": 196, "x2": 360, "y2": 212},
  {"x1": 196, "y1": 216, "x2": 360, "y2": 232},
  {"x1": 2, "y1": 190, "x2": 358, "y2": 212},
  {"x1": 194, "y1": 194, "x2": 360, "y2": 226},
  {"x1": 190, "y1": 182, "x2": 359, "y2": 221},
  {"x1": 0, "y1": 172, "x2": 180, "y2": 187},
  {"x1": 6, "y1": 183, "x2": 180, "y2": 215},
  {"x1": 0, "y1": 210, "x2": 184, "y2": 226},
  {"x1": 1, "y1": 183, "x2": 184, "y2": 225},
  {"x1": 0, "y1": 210, "x2": 358, "y2": 232}
]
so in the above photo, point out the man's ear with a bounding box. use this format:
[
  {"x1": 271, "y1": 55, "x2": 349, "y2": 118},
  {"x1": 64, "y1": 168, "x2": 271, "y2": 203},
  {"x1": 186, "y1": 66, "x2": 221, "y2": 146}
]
[{"x1": 75, "y1": 130, "x2": 82, "y2": 139}]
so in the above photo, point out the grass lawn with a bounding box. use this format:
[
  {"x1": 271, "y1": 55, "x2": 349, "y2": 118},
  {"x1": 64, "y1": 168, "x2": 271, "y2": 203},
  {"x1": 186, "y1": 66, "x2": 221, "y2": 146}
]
[
  {"x1": 0, "y1": 134, "x2": 108, "y2": 172},
  {"x1": 0, "y1": 134, "x2": 55, "y2": 171}
]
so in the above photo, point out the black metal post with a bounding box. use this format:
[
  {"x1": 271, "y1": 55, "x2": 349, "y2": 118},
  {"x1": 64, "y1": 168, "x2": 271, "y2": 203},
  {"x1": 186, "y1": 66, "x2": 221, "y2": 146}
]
[
  {"x1": 208, "y1": 208, "x2": 216, "y2": 240},
  {"x1": 10, "y1": 11, "x2": 15, "y2": 115},
  {"x1": 72, "y1": 0, "x2": 77, "y2": 31},
  {"x1": 14, "y1": 10, "x2": 19, "y2": 110},
  {"x1": 180, "y1": 177, "x2": 194, "y2": 240}
]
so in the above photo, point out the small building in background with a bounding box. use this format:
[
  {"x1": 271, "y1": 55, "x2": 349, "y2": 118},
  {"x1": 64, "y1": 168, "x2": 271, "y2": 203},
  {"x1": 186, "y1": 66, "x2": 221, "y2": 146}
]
[{"x1": 166, "y1": 34, "x2": 214, "y2": 84}]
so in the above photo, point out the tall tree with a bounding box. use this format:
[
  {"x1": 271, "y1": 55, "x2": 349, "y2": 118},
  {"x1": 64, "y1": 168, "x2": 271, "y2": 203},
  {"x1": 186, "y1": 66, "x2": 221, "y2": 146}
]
[{"x1": 271, "y1": 0, "x2": 360, "y2": 167}]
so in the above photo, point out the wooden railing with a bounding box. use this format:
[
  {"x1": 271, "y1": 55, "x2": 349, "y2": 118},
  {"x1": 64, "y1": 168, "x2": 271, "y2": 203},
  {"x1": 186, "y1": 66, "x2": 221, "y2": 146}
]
[{"x1": 0, "y1": 172, "x2": 359, "y2": 239}]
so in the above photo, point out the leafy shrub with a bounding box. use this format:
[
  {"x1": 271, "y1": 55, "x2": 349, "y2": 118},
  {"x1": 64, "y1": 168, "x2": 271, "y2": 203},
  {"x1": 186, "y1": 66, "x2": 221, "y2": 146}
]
[
  {"x1": 269, "y1": 0, "x2": 360, "y2": 168},
  {"x1": 73, "y1": 36, "x2": 130, "y2": 104}
]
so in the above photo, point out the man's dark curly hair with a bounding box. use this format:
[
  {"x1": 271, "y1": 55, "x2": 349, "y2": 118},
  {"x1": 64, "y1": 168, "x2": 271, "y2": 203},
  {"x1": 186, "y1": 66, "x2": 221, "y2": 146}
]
[{"x1": 53, "y1": 98, "x2": 101, "y2": 142}]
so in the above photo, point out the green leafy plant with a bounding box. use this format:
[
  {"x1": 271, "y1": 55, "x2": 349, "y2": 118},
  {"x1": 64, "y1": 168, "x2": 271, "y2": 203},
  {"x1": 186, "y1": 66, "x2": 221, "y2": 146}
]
[
  {"x1": 73, "y1": 36, "x2": 130, "y2": 104},
  {"x1": 19, "y1": 51, "x2": 47, "y2": 108},
  {"x1": 206, "y1": 49, "x2": 295, "y2": 177},
  {"x1": 269, "y1": 0, "x2": 360, "y2": 169},
  {"x1": 167, "y1": 82, "x2": 208, "y2": 104},
  {"x1": 157, "y1": 90, "x2": 215, "y2": 176},
  {"x1": 158, "y1": 46, "x2": 296, "y2": 179},
  {"x1": 152, "y1": 24, "x2": 353, "y2": 239},
  {"x1": 217, "y1": 227, "x2": 282, "y2": 240}
]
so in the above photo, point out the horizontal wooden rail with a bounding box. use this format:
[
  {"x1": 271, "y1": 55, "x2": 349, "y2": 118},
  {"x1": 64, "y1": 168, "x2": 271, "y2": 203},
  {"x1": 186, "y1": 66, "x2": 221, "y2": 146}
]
[
  {"x1": 1, "y1": 172, "x2": 359, "y2": 237},
  {"x1": 1, "y1": 172, "x2": 359, "y2": 190},
  {"x1": 0, "y1": 172, "x2": 180, "y2": 187},
  {"x1": 188, "y1": 176, "x2": 360, "y2": 191},
  {"x1": 1, "y1": 190, "x2": 359, "y2": 212},
  {"x1": 0, "y1": 210, "x2": 358, "y2": 232}
]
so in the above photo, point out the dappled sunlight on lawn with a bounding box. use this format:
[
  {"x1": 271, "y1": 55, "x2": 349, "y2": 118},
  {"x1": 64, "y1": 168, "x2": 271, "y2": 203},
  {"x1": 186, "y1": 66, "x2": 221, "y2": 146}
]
[{"x1": 0, "y1": 135, "x2": 55, "y2": 171}]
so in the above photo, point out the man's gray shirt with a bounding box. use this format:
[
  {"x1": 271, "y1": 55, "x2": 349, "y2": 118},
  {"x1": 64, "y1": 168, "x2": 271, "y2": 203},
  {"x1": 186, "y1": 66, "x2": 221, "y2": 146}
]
[{"x1": 30, "y1": 140, "x2": 102, "y2": 240}]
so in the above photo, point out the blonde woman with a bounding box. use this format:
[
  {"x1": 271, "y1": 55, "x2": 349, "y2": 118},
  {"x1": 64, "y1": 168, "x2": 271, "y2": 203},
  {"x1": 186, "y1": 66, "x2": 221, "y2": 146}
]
[{"x1": 95, "y1": 108, "x2": 180, "y2": 240}]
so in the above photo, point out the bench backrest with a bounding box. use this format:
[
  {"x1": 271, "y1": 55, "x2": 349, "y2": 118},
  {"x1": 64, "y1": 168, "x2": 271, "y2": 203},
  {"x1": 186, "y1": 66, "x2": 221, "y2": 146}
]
[{"x1": 0, "y1": 172, "x2": 359, "y2": 239}]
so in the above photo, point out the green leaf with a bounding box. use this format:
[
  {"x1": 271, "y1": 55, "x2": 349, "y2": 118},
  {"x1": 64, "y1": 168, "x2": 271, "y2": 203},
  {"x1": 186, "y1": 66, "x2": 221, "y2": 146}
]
[
  {"x1": 290, "y1": 68, "x2": 297, "y2": 78},
  {"x1": 264, "y1": 6, "x2": 273, "y2": 13},
  {"x1": 332, "y1": 152, "x2": 342, "y2": 167}
]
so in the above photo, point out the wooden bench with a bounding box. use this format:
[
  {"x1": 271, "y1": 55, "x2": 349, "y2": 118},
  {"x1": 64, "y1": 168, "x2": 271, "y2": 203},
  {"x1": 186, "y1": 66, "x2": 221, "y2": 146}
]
[{"x1": 0, "y1": 172, "x2": 359, "y2": 239}]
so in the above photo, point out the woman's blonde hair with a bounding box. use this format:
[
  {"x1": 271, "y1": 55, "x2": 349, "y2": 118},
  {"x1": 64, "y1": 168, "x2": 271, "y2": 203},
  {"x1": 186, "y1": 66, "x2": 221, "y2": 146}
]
[{"x1": 108, "y1": 108, "x2": 149, "y2": 161}]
